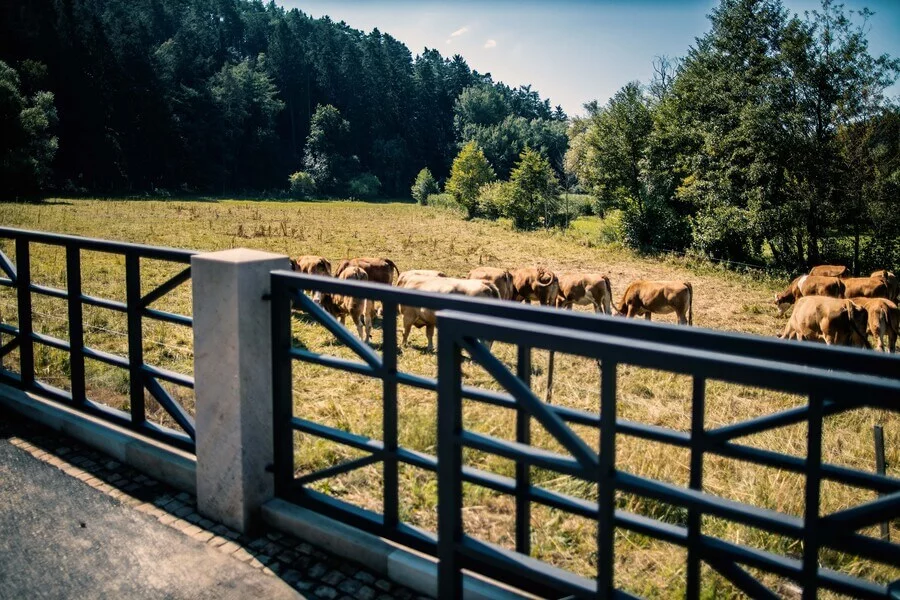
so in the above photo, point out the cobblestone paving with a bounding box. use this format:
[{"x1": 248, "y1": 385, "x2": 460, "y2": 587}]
[{"x1": 0, "y1": 414, "x2": 430, "y2": 600}]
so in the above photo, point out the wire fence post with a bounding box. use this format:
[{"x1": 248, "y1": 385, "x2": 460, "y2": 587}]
[{"x1": 874, "y1": 424, "x2": 889, "y2": 542}]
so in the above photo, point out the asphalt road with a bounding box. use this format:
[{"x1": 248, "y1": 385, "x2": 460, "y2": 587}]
[{"x1": 0, "y1": 432, "x2": 304, "y2": 600}]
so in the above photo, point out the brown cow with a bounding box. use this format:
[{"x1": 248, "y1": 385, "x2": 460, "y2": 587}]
[
  {"x1": 810, "y1": 265, "x2": 850, "y2": 278},
  {"x1": 779, "y1": 296, "x2": 869, "y2": 348},
  {"x1": 615, "y1": 280, "x2": 693, "y2": 325},
  {"x1": 468, "y1": 267, "x2": 515, "y2": 301},
  {"x1": 511, "y1": 267, "x2": 559, "y2": 306},
  {"x1": 290, "y1": 255, "x2": 332, "y2": 276},
  {"x1": 847, "y1": 297, "x2": 899, "y2": 352},
  {"x1": 555, "y1": 272, "x2": 613, "y2": 314},
  {"x1": 319, "y1": 266, "x2": 375, "y2": 343},
  {"x1": 841, "y1": 276, "x2": 890, "y2": 300},
  {"x1": 335, "y1": 257, "x2": 400, "y2": 285},
  {"x1": 397, "y1": 277, "x2": 500, "y2": 351},
  {"x1": 774, "y1": 275, "x2": 845, "y2": 315},
  {"x1": 871, "y1": 270, "x2": 898, "y2": 302},
  {"x1": 396, "y1": 270, "x2": 447, "y2": 288}
]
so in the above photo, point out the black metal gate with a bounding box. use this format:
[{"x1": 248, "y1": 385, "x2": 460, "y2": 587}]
[{"x1": 271, "y1": 271, "x2": 900, "y2": 599}]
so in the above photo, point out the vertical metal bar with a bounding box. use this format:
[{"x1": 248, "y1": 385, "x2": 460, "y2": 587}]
[
  {"x1": 382, "y1": 301, "x2": 399, "y2": 531},
  {"x1": 15, "y1": 237, "x2": 33, "y2": 388},
  {"x1": 437, "y1": 326, "x2": 463, "y2": 599},
  {"x1": 597, "y1": 360, "x2": 617, "y2": 598},
  {"x1": 271, "y1": 276, "x2": 295, "y2": 499},
  {"x1": 515, "y1": 345, "x2": 532, "y2": 557},
  {"x1": 874, "y1": 425, "x2": 890, "y2": 542},
  {"x1": 545, "y1": 349, "x2": 555, "y2": 403},
  {"x1": 66, "y1": 245, "x2": 85, "y2": 404},
  {"x1": 125, "y1": 253, "x2": 144, "y2": 425},
  {"x1": 686, "y1": 377, "x2": 706, "y2": 600},
  {"x1": 802, "y1": 395, "x2": 824, "y2": 599}
]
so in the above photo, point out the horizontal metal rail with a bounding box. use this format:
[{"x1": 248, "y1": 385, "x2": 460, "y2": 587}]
[{"x1": 272, "y1": 271, "x2": 900, "y2": 379}]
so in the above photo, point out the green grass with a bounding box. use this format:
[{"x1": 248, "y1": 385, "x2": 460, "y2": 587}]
[{"x1": 0, "y1": 198, "x2": 895, "y2": 598}]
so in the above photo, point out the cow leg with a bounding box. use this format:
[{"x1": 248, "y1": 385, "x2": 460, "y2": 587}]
[
  {"x1": 677, "y1": 310, "x2": 687, "y2": 325},
  {"x1": 402, "y1": 315, "x2": 413, "y2": 347},
  {"x1": 425, "y1": 324, "x2": 435, "y2": 353},
  {"x1": 354, "y1": 314, "x2": 365, "y2": 340},
  {"x1": 644, "y1": 312, "x2": 652, "y2": 321},
  {"x1": 364, "y1": 311, "x2": 373, "y2": 344},
  {"x1": 779, "y1": 322, "x2": 793, "y2": 340},
  {"x1": 625, "y1": 304, "x2": 638, "y2": 319}
]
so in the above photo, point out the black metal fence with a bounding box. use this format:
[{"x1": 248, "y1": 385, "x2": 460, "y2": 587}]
[
  {"x1": 0, "y1": 228, "x2": 196, "y2": 452},
  {"x1": 271, "y1": 271, "x2": 900, "y2": 599}
]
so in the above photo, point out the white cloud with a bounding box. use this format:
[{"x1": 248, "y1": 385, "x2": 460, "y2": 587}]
[
  {"x1": 450, "y1": 26, "x2": 469, "y2": 37},
  {"x1": 484, "y1": 39, "x2": 497, "y2": 49}
]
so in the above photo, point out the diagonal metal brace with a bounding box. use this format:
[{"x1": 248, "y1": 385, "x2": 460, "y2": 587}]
[
  {"x1": 705, "y1": 553, "x2": 780, "y2": 600},
  {"x1": 293, "y1": 291, "x2": 383, "y2": 371},
  {"x1": 145, "y1": 375, "x2": 196, "y2": 440},
  {"x1": 460, "y1": 336, "x2": 600, "y2": 474},
  {"x1": 821, "y1": 490, "x2": 900, "y2": 532},
  {"x1": 0, "y1": 335, "x2": 19, "y2": 360},
  {"x1": 0, "y1": 248, "x2": 16, "y2": 284},
  {"x1": 140, "y1": 266, "x2": 191, "y2": 308}
]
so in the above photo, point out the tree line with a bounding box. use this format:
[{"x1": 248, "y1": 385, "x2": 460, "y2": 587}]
[
  {"x1": 1, "y1": 0, "x2": 898, "y2": 273},
  {"x1": 567, "y1": 0, "x2": 899, "y2": 273},
  {"x1": 0, "y1": 0, "x2": 564, "y2": 198}
]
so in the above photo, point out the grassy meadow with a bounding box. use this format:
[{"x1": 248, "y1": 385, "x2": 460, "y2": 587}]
[{"x1": 0, "y1": 198, "x2": 896, "y2": 598}]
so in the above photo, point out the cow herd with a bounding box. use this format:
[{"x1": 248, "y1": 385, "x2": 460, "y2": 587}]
[
  {"x1": 775, "y1": 266, "x2": 899, "y2": 352},
  {"x1": 289, "y1": 255, "x2": 693, "y2": 352},
  {"x1": 289, "y1": 255, "x2": 898, "y2": 353}
]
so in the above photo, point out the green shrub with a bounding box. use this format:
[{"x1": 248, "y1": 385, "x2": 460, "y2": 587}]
[
  {"x1": 620, "y1": 197, "x2": 691, "y2": 252},
  {"x1": 690, "y1": 205, "x2": 757, "y2": 262},
  {"x1": 411, "y1": 168, "x2": 439, "y2": 205},
  {"x1": 446, "y1": 141, "x2": 496, "y2": 218},
  {"x1": 597, "y1": 209, "x2": 623, "y2": 244},
  {"x1": 425, "y1": 193, "x2": 466, "y2": 213},
  {"x1": 347, "y1": 173, "x2": 381, "y2": 199},
  {"x1": 476, "y1": 181, "x2": 514, "y2": 219},
  {"x1": 506, "y1": 147, "x2": 560, "y2": 230},
  {"x1": 288, "y1": 171, "x2": 316, "y2": 198}
]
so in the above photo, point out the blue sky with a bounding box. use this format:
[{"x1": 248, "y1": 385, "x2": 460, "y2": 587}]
[{"x1": 278, "y1": 0, "x2": 900, "y2": 117}]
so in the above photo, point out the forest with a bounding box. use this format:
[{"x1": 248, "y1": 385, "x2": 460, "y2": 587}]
[
  {"x1": 0, "y1": 0, "x2": 566, "y2": 197},
  {"x1": 1, "y1": 0, "x2": 898, "y2": 272}
]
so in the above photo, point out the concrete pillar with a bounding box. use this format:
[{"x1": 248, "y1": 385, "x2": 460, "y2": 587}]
[{"x1": 191, "y1": 248, "x2": 290, "y2": 533}]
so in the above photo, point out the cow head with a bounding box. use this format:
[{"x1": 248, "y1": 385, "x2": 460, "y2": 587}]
[
  {"x1": 335, "y1": 259, "x2": 351, "y2": 277},
  {"x1": 774, "y1": 290, "x2": 794, "y2": 316}
]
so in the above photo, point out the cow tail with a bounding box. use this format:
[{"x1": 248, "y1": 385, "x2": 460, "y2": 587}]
[
  {"x1": 385, "y1": 258, "x2": 400, "y2": 279},
  {"x1": 604, "y1": 276, "x2": 613, "y2": 314},
  {"x1": 687, "y1": 283, "x2": 694, "y2": 325}
]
